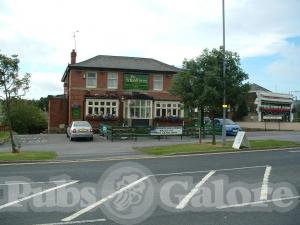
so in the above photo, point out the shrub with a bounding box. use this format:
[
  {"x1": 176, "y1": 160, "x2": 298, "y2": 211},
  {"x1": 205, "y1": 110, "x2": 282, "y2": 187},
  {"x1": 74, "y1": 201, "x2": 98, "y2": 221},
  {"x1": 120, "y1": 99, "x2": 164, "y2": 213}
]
[{"x1": 3, "y1": 100, "x2": 47, "y2": 134}]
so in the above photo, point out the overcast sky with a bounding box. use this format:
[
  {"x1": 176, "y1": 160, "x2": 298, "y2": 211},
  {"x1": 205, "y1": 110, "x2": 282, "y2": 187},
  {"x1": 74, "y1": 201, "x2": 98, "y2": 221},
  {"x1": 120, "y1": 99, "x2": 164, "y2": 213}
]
[{"x1": 1, "y1": 0, "x2": 299, "y2": 99}]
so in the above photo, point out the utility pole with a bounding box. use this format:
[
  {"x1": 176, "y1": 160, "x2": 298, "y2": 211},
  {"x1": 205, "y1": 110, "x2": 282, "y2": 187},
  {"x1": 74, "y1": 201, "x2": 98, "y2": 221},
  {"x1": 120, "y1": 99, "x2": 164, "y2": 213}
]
[{"x1": 222, "y1": 0, "x2": 227, "y2": 146}]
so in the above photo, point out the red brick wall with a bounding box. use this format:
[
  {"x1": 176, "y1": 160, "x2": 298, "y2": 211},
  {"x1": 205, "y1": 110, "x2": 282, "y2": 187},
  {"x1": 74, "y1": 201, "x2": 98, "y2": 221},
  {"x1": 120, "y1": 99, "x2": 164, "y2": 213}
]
[
  {"x1": 50, "y1": 69, "x2": 179, "y2": 130},
  {"x1": 48, "y1": 98, "x2": 67, "y2": 132}
]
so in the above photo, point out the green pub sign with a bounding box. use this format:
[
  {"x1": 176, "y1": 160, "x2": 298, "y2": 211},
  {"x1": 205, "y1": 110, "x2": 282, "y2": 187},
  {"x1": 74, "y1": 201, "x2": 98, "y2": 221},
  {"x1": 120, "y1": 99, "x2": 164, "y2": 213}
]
[
  {"x1": 123, "y1": 73, "x2": 148, "y2": 90},
  {"x1": 72, "y1": 104, "x2": 81, "y2": 120}
]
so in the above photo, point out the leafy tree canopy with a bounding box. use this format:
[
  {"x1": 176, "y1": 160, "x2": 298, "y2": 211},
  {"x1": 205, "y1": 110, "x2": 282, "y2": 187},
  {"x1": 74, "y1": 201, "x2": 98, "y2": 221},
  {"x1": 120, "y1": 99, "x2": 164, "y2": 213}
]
[{"x1": 170, "y1": 48, "x2": 250, "y2": 116}]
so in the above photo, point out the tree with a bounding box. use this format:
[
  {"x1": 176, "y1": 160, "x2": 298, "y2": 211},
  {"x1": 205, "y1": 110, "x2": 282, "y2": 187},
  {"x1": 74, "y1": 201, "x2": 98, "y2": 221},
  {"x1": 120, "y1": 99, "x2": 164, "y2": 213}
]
[
  {"x1": 170, "y1": 48, "x2": 249, "y2": 144},
  {"x1": 0, "y1": 53, "x2": 30, "y2": 153},
  {"x1": 4, "y1": 99, "x2": 47, "y2": 134}
]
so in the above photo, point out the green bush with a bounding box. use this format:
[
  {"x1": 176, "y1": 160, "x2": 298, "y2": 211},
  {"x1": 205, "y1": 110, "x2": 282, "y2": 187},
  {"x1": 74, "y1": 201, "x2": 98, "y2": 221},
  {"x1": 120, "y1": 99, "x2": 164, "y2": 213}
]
[{"x1": 3, "y1": 100, "x2": 47, "y2": 134}]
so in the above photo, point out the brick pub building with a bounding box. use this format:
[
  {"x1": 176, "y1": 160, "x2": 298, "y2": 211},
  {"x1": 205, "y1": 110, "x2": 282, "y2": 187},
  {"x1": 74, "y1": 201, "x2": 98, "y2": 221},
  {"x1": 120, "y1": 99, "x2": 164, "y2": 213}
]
[{"x1": 48, "y1": 50, "x2": 182, "y2": 132}]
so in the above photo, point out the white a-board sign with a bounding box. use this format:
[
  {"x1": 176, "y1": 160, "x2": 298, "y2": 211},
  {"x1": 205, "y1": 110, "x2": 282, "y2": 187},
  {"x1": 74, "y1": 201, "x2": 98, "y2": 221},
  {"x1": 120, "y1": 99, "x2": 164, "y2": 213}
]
[{"x1": 232, "y1": 131, "x2": 250, "y2": 149}]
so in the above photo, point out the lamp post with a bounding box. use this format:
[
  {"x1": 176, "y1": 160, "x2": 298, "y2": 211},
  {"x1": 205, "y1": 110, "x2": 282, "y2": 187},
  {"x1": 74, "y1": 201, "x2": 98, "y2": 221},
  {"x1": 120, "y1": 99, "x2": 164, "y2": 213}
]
[{"x1": 222, "y1": 0, "x2": 227, "y2": 146}]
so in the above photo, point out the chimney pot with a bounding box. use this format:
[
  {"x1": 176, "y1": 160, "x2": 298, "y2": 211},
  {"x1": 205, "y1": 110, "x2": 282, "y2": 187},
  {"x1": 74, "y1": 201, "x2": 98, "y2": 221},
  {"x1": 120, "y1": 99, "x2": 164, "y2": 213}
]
[{"x1": 71, "y1": 49, "x2": 77, "y2": 64}]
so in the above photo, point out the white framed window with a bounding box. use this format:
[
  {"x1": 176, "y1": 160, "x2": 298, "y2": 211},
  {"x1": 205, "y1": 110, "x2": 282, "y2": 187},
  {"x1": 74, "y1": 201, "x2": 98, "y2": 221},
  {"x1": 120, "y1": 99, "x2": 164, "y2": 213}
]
[
  {"x1": 86, "y1": 72, "x2": 97, "y2": 88},
  {"x1": 124, "y1": 100, "x2": 152, "y2": 119},
  {"x1": 107, "y1": 72, "x2": 118, "y2": 89},
  {"x1": 86, "y1": 99, "x2": 119, "y2": 117},
  {"x1": 153, "y1": 75, "x2": 163, "y2": 91},
  {"x1": 155, "y1": 101, "x2": 183, "y2": 117}
]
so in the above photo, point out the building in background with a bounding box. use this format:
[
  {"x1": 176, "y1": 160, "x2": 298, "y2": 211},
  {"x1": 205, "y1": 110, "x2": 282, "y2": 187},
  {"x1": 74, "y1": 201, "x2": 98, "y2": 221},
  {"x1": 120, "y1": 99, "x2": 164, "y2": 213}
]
[
  {"x1": 245, "y1": 83, "x2": 294, "y2": 122},
  {"x1": 48, "y1": 50, "x2": 182, "y2": 132}
]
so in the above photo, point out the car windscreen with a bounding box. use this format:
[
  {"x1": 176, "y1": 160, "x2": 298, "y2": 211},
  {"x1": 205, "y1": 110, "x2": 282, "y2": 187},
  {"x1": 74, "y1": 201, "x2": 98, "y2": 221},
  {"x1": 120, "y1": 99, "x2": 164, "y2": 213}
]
[
  {"x1": 73, "y1": 122, "x2": 90, "y2": 127},
  {"x1": 225, "y1": 119, "x2": 236, "y2": 125}
]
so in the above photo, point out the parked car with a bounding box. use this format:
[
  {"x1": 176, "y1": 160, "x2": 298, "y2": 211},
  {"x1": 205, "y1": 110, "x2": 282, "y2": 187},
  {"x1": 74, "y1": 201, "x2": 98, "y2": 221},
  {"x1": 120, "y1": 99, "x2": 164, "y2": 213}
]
[
  {"x1": 66, "y1": 121, "x2": 94, "y2": 141},
  {"x1": 214, "y1": 118, "x2": 242, "y2": 136}
]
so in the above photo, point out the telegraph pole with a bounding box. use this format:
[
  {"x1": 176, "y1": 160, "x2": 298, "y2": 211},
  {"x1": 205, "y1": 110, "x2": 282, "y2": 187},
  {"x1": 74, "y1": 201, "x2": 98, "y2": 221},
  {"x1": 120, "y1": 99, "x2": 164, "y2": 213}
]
[{"x1": 221, "y1": 0, "x2": 227, "y2": 146}]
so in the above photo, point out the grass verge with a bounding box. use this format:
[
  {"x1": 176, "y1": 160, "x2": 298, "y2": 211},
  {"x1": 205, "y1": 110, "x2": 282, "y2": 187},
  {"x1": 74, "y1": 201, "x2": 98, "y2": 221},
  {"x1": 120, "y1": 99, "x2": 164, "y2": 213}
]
[
  {"x1": 139, "y1": 140, "x2": 300, "y2": 155},
  {"x1": 0, "y1": 131, "x2": 10, "y2": 143},
  {"x1": 0, "y1": 151, "x2": 57, "y2": 161}
]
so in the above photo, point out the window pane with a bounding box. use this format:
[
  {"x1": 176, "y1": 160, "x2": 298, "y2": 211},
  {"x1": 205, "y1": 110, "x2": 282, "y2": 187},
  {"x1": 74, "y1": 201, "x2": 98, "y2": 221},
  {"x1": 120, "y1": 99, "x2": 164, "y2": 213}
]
[
  {"x1": 95, "y1": 102, "x2": 99, "y2": 105},
  {"x1": 156, "y1": 103, "x2": 160, "y2": 107},
  {"x1": 106, "y1": 102, "x2": 110, "y2": 106},
  {"x1": 153, "y1": 75, "x2": 163, "y2": 90},
  {"x1": 112, "y1": 108, "x2": 116, "y2": 115},
  {"x1": 88, "y1": 107, "x2": 93, "y2": 114},
  {"x1": 162, "y1": 109, "x2": 166, "y2": 117},
  {"x1": 87, "y1": 73, "x2": 96, "y2": 87},
  {"x1": 100, "y1": 102, "x2": 105, "y2": 105},
  {"x1": 94, "y1": 108, "x2": 99, "y2": 115},
  {"x1": 141, "y1": 108, "x2": 145, "y2": 118},
  {"x1": 112, "y1": 102, "x2": 116, "y2": 106},
  {"x1": 156, "y1": 109, "x2": 160, "y2": 117},
  {"x1": 173, "y1": 109, "x2": 177, "y2": 116},
  {"x1": 135, "y1": 108, "x2": 140, "y2": 117},
  {"x1": 167, "y1": 104, "x2": 171, "y2": 107},
  {"x1": 100, "y1": 108, "x2": 104, "y2": 115},
  {"x1": 146, "y1": 108, "x2": 150, "y2": 118},
  {"x1": 106, "y1": 108, "x2": 111, "y2": 115},
  {"x1": 88, "y1": 101, "x2": 93, "y2": 105}
]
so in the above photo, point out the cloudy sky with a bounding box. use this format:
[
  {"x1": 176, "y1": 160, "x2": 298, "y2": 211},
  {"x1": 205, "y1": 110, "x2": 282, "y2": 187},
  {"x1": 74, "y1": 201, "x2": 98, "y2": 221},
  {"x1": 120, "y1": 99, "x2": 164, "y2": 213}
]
[{"x1": 1, "y1": 0, "x2": 299, "y2": 99}]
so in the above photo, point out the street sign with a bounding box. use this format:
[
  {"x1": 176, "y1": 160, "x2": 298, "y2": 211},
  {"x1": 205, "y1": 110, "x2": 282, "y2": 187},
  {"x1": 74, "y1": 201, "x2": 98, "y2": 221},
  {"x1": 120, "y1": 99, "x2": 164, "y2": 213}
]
[{"x1": 232, "y1": 131, "x2": 250, "y2": 149}]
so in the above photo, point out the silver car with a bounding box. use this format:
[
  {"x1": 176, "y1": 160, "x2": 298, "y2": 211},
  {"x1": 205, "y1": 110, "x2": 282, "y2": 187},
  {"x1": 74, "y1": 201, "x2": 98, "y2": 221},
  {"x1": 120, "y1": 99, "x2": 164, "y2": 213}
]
[{"x1": 66, "y1": 121, "x2": 94, "y2": 141}]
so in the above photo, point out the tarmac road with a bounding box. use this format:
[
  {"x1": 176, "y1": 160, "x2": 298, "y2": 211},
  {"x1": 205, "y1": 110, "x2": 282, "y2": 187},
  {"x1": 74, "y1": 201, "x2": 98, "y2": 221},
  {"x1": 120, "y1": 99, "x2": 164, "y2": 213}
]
[{"x1": 0, "y1": 147, "x2": 300, "y2": 225}]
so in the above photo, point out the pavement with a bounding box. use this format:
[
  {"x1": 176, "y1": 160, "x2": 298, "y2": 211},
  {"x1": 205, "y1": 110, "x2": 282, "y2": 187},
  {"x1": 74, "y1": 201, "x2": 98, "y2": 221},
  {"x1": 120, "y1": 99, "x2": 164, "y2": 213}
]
[
  {"x1": 0, "y1": 148, "x2": 300, "y2": 225},
  {"x1": 0, "y1": 131, "x2": 299, "y2": 160}
]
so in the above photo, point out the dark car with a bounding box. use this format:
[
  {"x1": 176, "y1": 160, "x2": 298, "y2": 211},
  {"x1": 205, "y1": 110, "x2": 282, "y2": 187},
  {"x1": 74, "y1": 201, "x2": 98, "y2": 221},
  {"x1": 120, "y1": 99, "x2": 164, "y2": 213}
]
[{"x1": 214, "y1": 118, "x2": 242, "y2": 136}]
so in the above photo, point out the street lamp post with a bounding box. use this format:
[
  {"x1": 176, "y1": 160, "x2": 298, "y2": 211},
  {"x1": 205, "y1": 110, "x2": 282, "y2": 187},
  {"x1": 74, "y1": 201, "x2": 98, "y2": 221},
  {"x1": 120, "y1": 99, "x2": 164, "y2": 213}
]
[{"x1": 222, "y1": 0, "x2": 227, "y2": 146}]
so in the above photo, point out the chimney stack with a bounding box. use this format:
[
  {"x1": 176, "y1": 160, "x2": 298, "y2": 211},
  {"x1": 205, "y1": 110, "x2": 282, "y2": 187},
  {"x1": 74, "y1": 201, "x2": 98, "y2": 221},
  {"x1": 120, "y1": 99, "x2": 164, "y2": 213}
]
[{"x1": 71, "y1": 49, "x2": 77, "y2": 64}]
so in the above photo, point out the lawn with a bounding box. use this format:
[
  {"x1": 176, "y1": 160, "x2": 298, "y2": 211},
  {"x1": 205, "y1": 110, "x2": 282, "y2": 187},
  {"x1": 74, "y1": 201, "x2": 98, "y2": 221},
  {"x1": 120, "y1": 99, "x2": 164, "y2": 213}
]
[
  {"x1": 0, "y1": 151, "x2": 57, "y2": 161},
  {"x1": 139, "y1": 140, "x2": 300, "y2": 155},
  {"x1": 0, "y1": 131, "x2": 10, "y2": 142}
]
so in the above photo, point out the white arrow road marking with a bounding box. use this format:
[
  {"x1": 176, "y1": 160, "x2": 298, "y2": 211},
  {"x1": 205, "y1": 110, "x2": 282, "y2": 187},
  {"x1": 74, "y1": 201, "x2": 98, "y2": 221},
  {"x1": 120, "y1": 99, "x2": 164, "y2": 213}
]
[
  {"x1": 176, "y1": 170, "x2": 216, "y2": 209},
  {"x1": 0, "y1": 180, "x2": 78, "y2": 210},
  {"x1": 62, "y1": 176, "x2": 150, "y2": 222},
  {"x1": 260, "y1": 166, "x2": 272, "y2": 201}
]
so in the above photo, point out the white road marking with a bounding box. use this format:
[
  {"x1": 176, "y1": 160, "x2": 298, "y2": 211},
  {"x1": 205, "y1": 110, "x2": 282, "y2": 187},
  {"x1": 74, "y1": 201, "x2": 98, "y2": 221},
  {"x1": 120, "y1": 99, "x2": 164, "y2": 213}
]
[
  {"x1": 260, "y1": 166, "x2": 272, "y2": 201},
  {"x1": 33, "y1": 218, "x2": 106, "y2": 225},
  {"x1": 176, "y1": 170, "x2": 216, "y2": 209},
  {"x1": 154, "y1": 165, "x2": 267, "y2": 177},
  {"x1": 217, "y1": 195, "x2": 300, "y2": 209},
  {"x1": 62, "y1": 176, "x2": 150, "y2": 222},
  {"x1": 0, "y1": 180, "x2": 78, "y2": 210},
  {"x1": 289, "y1": 150, "x2": 300, "y2": 153},
  {"x1": 0, "y1": 180, "x2": 76, "y2": 186},
  {"x1": 0, "y1": 147, "x2": 298, "y2": 166}
]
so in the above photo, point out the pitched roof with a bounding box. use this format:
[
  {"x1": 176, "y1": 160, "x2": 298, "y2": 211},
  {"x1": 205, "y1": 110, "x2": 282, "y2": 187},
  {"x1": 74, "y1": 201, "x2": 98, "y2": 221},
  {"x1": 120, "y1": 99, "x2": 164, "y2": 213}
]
[
  {"x1": 249, "y1": 83, "x2": 271, "y2": 92},
  {"x1": 62, "y1": 55, "x2": 180, "y2": 81}
]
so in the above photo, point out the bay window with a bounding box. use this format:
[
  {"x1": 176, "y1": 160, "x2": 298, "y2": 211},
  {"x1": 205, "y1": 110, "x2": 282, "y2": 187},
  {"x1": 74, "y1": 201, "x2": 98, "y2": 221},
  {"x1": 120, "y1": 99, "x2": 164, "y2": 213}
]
[{"x1": 86, "y1": 99, "x2": 119, "y2": 117}]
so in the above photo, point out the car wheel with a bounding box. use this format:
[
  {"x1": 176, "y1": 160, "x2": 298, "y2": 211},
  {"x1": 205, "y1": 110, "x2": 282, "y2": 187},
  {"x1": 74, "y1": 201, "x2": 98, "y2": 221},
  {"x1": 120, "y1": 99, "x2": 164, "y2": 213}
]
[
  {"x1": 90, "y1": 137, "x2": 93, "y2": 141},
  {"x1": 70, "y1": 137, "x2": 73, "y2": 141}
]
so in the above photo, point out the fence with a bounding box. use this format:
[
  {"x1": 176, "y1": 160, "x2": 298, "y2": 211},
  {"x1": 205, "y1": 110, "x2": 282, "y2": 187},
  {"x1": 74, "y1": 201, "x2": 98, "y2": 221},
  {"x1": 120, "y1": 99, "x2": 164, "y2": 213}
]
[{"x1": 100, "y1": 124, "x2": 222, "y2": 142}]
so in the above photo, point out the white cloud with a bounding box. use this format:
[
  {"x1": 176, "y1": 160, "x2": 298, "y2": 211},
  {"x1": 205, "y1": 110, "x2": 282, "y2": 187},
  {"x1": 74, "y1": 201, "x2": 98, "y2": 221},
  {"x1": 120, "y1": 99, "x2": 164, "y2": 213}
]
[
  {"x1": 0, "y1": 0, "x2": 299, "y2": 98},
  {"x1": 25, "y1": 72, "x2": 63, "y2": 99}
]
